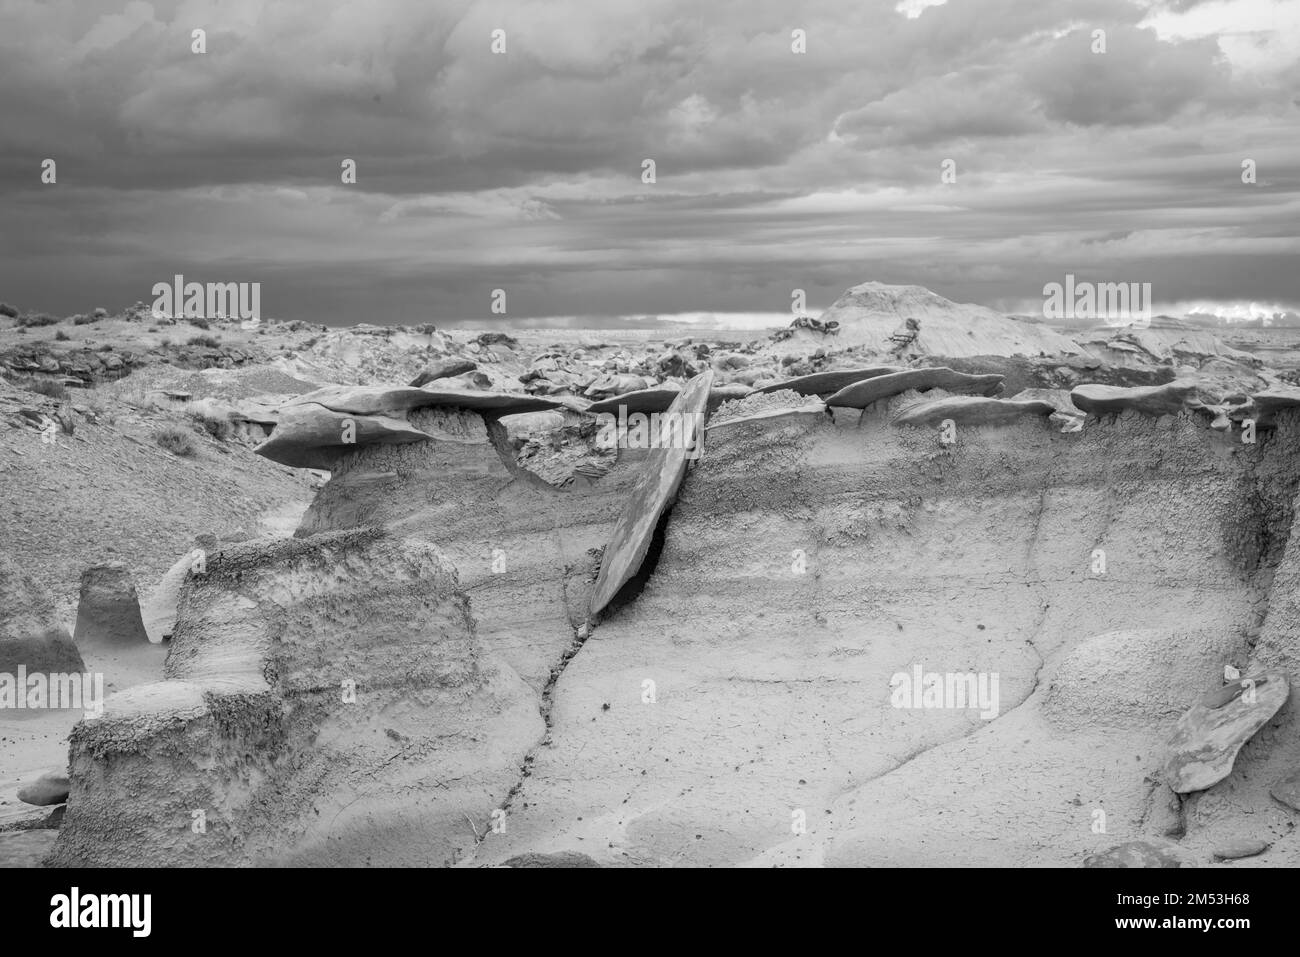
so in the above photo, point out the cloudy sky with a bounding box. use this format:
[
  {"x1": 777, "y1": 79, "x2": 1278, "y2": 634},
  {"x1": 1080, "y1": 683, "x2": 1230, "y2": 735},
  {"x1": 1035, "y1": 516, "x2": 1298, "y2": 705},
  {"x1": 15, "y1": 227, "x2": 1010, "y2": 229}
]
[{"x1": 0, "y1": 0, "x2": 1297, "y2": 328}]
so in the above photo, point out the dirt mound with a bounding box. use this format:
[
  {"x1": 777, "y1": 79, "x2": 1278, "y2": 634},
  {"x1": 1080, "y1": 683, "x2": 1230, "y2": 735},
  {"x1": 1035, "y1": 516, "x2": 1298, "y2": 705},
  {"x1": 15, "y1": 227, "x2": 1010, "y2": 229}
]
[{"x1": 0, "y1": 554, "x2": 84, "y2": 674}]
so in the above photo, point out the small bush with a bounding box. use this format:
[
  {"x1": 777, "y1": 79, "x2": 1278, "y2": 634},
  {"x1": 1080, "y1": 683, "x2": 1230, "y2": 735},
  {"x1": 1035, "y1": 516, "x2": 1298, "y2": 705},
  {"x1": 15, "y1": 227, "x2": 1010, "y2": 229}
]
[
  {"x1": 188, "y1": 317, "x2": 210, "y2": 330},
  {"x1": 187, "y1": 334, "x2": 220, "y2": 348},
  {"x1": 0, "y1": 302, "x2": 18, "y2": 319},
  {"x1": 190, "y1": 412, "x2": 235, "y2": 441},
  {"x1": 55, "y1": 330, "x2": 70, "y2": 341},
  {"x1": 156, "y1": 427, "x2": 197, "y2": 457},
  {"x1": 75, "y1": 313, "x2": 101, "y2": 325},
  {"x1": 18, "y1": 313, "x2": 59, "y2": 328},
  {"x1": 92, "y1": 307, "x2": 108, "y2": 319},
  {"x1": 97, "y1": 343, "x2": 113, "y2": 352}
]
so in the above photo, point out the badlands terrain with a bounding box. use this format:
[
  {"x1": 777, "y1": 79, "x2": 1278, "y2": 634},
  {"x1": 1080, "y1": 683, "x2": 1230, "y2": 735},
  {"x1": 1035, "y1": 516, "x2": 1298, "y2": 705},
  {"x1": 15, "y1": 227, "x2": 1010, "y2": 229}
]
[{"x1": 2, "y1": 281, "x2": 1300, "y2": 868}]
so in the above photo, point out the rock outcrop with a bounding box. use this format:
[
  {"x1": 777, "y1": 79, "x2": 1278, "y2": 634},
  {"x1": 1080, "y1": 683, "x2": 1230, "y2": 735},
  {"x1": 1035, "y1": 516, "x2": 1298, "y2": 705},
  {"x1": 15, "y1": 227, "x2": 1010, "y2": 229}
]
[
  {"x1": 51, "y1": 529, "x2": 542, "y2": 866},
  {"x1": 72, "y1": 564, "x2": 150, "y2": 650},
  {"x1": 0, "y1": 554, "x2": 85, "y2": 674},
  {"x1": 891, "y1": 394, "x2": 1056, "y2": 428}
]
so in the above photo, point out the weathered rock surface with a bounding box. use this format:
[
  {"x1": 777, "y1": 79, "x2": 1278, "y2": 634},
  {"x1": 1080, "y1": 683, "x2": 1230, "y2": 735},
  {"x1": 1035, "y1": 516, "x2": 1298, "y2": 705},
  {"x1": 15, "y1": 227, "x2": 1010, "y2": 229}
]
[
  {"x1": 0, "y1": 554, "x2": 85, "y2": 674},
  {"x1": 141, "y1": 549, "x2": 197, "y2": 644},
  {"x1": 17, "y1": 768, "x2": 70, "y2": 806},
  {"x1": 1252, "y1": 387, "x2": 1300, "y2": 427},
  {"x1": 500, "y1": 851, "x2": 600, "y2": 868},
  {"x1": 589, "y1": 370, "x2": 713, "y2": 619},
  {"x1": 1070, "y1": 380, "x2": 1196, "y2": 418},
  {"x1": 1270, "y1": 770, "x2": 1300, "y2": 812},
  {"x1": 51, "y1": 530, "x2": 542, "y2": 866},
  {"x1": 826, "y1": 367, "x2": 1003, "y2": 409},
  {"x1": 1163, "y1": 673, "x2": 1289, "y2": 793},
  {"x1": 587, "y1": 383, "x2": 749, "y2": 416},
  {"x1": 73, "y1": 563, "x2": 149, "y2": 650}
]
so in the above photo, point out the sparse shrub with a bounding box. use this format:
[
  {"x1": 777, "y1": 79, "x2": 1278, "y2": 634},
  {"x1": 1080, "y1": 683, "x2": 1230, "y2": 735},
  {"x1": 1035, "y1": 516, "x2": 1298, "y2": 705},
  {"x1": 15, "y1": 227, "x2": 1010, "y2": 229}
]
[
  {"x1": 190, "y1": 412, "x2": 235, "y2": 441},
  {"x1": 156, "y1": 427, "x2": 197, "y2": 456},
  {"x1": 188, "y1": 317, "x2": 210, "y2": 330},
  {"x1": 17, "y1": 313, "x2": 59, "y2": 328},
  {"x1": 55, "y1": 330, "x2": 70, "y2": 341},
  {"x1": 74, "y1": 314, "x2": 98, "y2": 325},
  {"x1": 97, "y1": 344, "x2": 113, "y2": 352},
  {"x1": 0, "y1": 302, "x2": 17, "y2": 319},
  {"x1": 15, "y1": 377, "x2": 68, "y2": 400},
  {"x1": 92, "y1": 307, "x2": 108, "y2": 319},
  {"x1": 187, "y1": 334, "x2": 220, "y2": 348}
]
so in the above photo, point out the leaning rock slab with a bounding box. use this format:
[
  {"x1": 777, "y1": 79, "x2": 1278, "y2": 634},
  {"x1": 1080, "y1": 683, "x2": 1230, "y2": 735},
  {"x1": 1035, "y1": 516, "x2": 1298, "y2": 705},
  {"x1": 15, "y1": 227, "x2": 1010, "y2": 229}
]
[
  {"x1": 0, "y1": 554, "x2": 85, "y2": 674},
  {"x1": 1163, "y1": 672, "x2": 1289, "y2": 794},
  {"x1": 752, "y1": 366, "x2": 902, "y2": 397},
  {"x1": 141, "y1": 549, "x2": 199, "y2": 644},
  {"x1": 1070, "y1": 380, "x2": 1196, "y2": 417},
  {"x1": 589, "y1": 370, "x2": 713, "y2": 619},
  {"x1": 587, "y1": 383, "x2": 749, "y2": 416},
  {"x1": 892, "y1": 395, "x2": 1055, "y2": 428},
  {"x1": 17, "y1": 768, "x2": 70, "y2": 806},
  {"x1": 73, "y1": 564, "x2": 149, "y2": 650},
  {"x1": 1083, "y1": 840, "x2": 1184, "y2": 868},
  {"x1": 286, "y1": 384, "x2": 566, "y2": 418},
  {"x1": 826, "y1": 367, "x2": 1003, "y2": 409}
]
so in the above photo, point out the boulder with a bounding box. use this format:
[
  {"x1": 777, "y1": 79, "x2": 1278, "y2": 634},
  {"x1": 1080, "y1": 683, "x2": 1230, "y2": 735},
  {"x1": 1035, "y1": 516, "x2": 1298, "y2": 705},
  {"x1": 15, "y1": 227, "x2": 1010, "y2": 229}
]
[
  {"x1": 17, "y1": 768, "x2": 70, "y2": 806},
  {"x1": 0, "y1": 554, "x2": 85, "y2": 674},
  {"x1": 73, "y1": 564, "x2": 150, "y2": 649},
  {"x1": 752, "y1": 366, "x2": 903, "y2": 398},
  {"x1": 1269, "y1": 769, "x2": 1300, "y2": 812},
  {"x1": 1162, "y1": 672, "x2": 1289, "y2": 793},
  {"x1": 1212, "y1": 839, "x2": 1269, "y2": 861},
  {"x1": 891, "y1": 395, "x2": 1055, "y2": 428},
  {"x1": 589, "y1": 370, "x2": 713, "y2": 619},
  {"x1": 826, "y1": 367, "x2": 1003, "y2": 409},
  {"x1": 1070, "y1": 380, "x2": 1196, "y2": 417}
]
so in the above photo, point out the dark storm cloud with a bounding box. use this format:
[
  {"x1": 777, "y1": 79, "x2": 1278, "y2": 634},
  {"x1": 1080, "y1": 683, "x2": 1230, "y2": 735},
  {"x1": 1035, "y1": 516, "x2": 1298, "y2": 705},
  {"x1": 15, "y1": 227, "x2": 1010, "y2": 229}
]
[{"x1": 0, "y1": 0, "x2": 1296, "y2": 324}]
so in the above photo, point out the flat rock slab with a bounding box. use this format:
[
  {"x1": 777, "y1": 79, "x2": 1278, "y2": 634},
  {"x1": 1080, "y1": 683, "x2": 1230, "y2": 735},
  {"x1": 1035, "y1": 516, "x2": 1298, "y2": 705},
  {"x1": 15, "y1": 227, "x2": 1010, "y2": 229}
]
[
  {"x1": 255, "y1": 403, "x2": 430, "y2": 470},
  {"x1": 589, "y1": 370, "x2": 713, "y2": 619},
  {"x1": 1163, "y1": 672, "x2": 1289, "y2": 794},
  {"x1": 588, "y1": 384, "x2": 750, "y2": 416},
  {"x1": 1270, "y1": 769, "x2": 1300, "y2": 812},
  {"x1": 708, "y1": 401, "x2": 827, "y2": 433},
  {"x1": 1070, "y1": 380, "x2": 1196, "y2": 417},
  {"x1": 0, "y1": 829, "x2": 57, "y2": 867},
  {"x1": 892, "y1": 395, "x2": 1055, "y2": 428},
  {"x1": 1083, "y1": 840, "x2": 1183, "y2": 868},
  {"x1": 73, "y1": 564, "x2": 149, "y2": 649},
  {"x1": 1213, "y1": 839, "x2": 1269, "y2": 861},
  {"x1": 752, "y1": 366, "x2": 902, "y2": 398},
  {"x1": 1251, "y1": 387, "x2": 1300, "y2": 426},
  {"x1": 286, "y1": 384, "x2": 566, "y2": 418},
  {"x1": 826, "y1": 367, "x2": 1003, "y2": 409}
]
